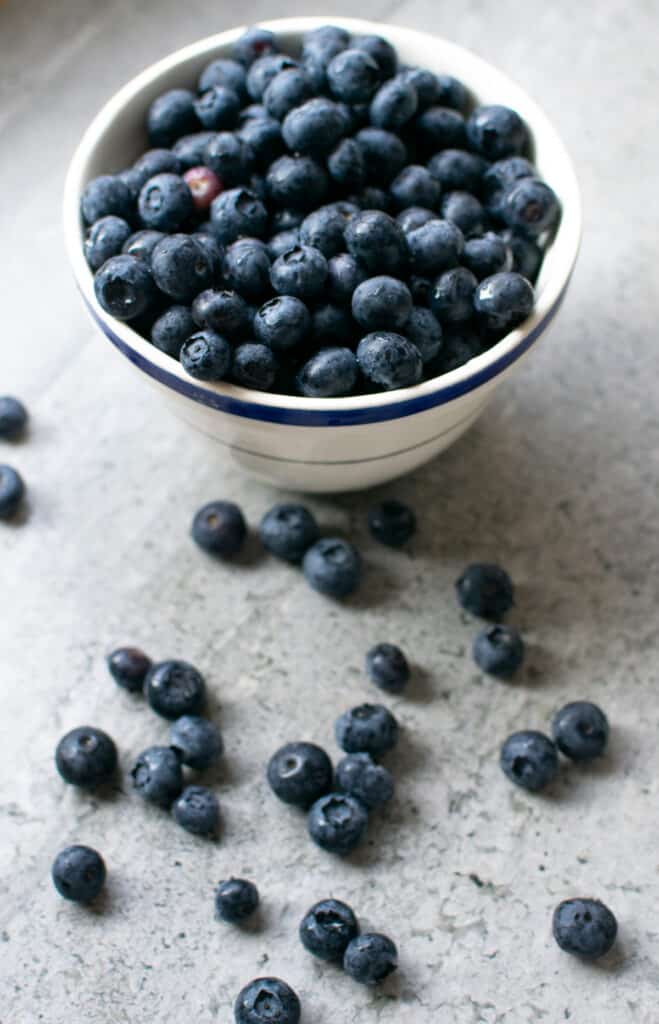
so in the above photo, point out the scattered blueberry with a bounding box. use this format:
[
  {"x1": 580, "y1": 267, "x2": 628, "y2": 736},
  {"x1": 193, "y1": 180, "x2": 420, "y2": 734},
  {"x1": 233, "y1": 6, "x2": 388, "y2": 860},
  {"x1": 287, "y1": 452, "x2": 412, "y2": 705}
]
[
  {"x1": 131, "y1": 745, "x2": 183, "y2": 807},
  {"x1": 216, "y1": 878, "x2": 260, "y2": 922},
  {"x1": 357, "y1": 332, "x2": 422, "y2": 390},
  {"x1": 191, "y1": 499, "x2": 247, "y2": 556},
  {"x1": 107, "y1": 646, "x2": 151, "y2": 692},
  {"x1": 234, "y1": 977, "x2": 300, "y2": 1024},
  {"x1": 94, "y1": 254, "x2": 156, "y2": 320},
  {"x1": 55, "y1": 726, "x2": 118, "y2": 787},
  {"x1": 500, "y1": 731, "x2": 559, "y2": 791},
  {"x1": 368, "y1": 499, "x2": 416, "y2": 547},
  {"x1": 551, "y1": 701, "x2": 609, "y2": 761},
  {"x1": 336, "y1": 752, "x2": 394, "y2": 809},
  {"x1": 552, "y1": 899, "x2": 617, "y2": 959},
  {"x1": 267, "y1": 741, "x2": 333, "y2": 807},
  {"x1": 302, "y1": 538, "x2": 362, "y2": 598},
  {"x1": 0, "y1": 397, "x2": 28, "y2": 441},
  {"x1": 299, "y1": 898, "x2": 359, "y2": 961},
  {"x1": 52, "y1": 845, "x2": 106, "y2": 904},
  {"x1": 0, "y1": 464, "x2": 25, "y2": 519},
  {"x1": 145, "y1": 659, "x2": 206, "y2": 720},
  {"x1": 151, "y1": 305, "x2": 196, "y2": 357},
  {"x1": 307, "y1": 793, "x2": 369, "y2": 855},
  {"x1": 170, "y1": 714, "x2": 224, "y2": 771},
  {"x1": 456, "y1": 563, "x2": 514, "y2": 619},
  {"x1": 151, "y1": 234, "x2": 213, "y2": 302},
  {"x1": 172, "y1": 785, "x2": 220, "y2": 836},
  {"x1": 473, "y1": 625, "x2": 525, "y2": 678},
  {"x1": 259, "y1": 504, "x2": 320, "y2": 563},
  {"x1": 343, "y1": 933, "x2": 398, "y2": 984},
  {"x1": 335, "y1": 703, "x2": 399, "y2": 757},
  {"x1": 366, "y1": 642, "x2": 410, "y2": 693},
  {"x1": 180, "y1": 329, "x2": 232, "y2": 381}
]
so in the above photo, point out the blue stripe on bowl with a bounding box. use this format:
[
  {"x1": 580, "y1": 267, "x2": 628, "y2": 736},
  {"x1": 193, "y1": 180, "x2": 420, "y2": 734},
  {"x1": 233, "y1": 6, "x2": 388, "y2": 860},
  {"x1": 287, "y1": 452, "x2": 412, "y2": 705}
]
[{"x1": 86, "y1": 281, "x2": 568, "y2": 427}]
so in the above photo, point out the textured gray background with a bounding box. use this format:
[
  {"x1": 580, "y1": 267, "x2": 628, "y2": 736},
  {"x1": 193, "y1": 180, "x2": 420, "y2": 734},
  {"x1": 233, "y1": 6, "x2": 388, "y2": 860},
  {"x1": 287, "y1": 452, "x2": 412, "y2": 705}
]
[{"x1": 1, "y1": 1, "x2": 658, "y2": 1021}]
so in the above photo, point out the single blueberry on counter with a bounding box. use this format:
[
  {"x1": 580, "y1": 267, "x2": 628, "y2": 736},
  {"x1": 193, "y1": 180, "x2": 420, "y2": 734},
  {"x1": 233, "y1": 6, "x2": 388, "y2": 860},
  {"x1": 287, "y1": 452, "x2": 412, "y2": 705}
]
[
  {"x1": 500, "y1": 731, "x2": 559, "y2": 791},
  {"x1": 307, "y1": 793, "x2": 369, "y2": 855},
  {"x1": 267, "y1": 741, "x2": 333, "y2": 807},
  {"x1": 191, "y1": 500, "x2": 247, "y2": 556},
  {"x1": 299, "y1": 898, "x2": 359, "y2": 961},
  {"x1": 551, "y1": 701, "x2": 609, "y2": 761},
  {"x1": 170, "y1": 715, "x2": 224, "y2": 771},
  {"x1": 52, "y1": 845, "x2": 106, "y2": 904},
  {"x1": 94, "y1": 254, "x2": 156, "y2": 320},
  {"x1": 0, "y1": 397, "x2": 28, "y2": 440},
  {"x1": 456, "y1": 563, "x2": 514, "y2": 619},
  {"x1": 366, "y1": 642, "x2": 410, "y2": 693},
  {"x1": 302, "y1": 537, "x2": 362, "y2": 598},
  {"x1": 131, "y1": 745, "x2": 184, "y2": 807},
  {"x1": 107, "y1": 646, "x2": 151, "y2": 692},
  {"x1": 343, "y1": 933, "x2": 398, "y2": 984},
  {"x1": 173, "y1": 785, "x2": 220, "y2": 836},
  {"x1": 180, "y1": 330, "x2": 232, "y2": 381},
  {"x1": 145, "y1": 660, "x2": 206, "y2": 720},
  {"x1": 335, "y1": 704, "x2": 399, "y2": 757},
  {"x1": 55, "y1": 726, "x2": 118, "y2": 787},
  {"x1": 259, "y1": 504, "x2": 320, "y2": 563},
  {"x1": 151, "y1": 305, "x2": 196, "y2": 358},
  {"x1": 336, "y1": 752, "x2": 394, "y2": 809},
  {"x1": 216, "y1": 878, "x2": 260, "y2": 922},
  {"x1": 0, "y1": 464, "x2": 25, "y2": 519},
  {"x1": 368, "y1": 499, "x2": 416, "y2": 547},
  {"x1": 552, "y1": 899, "x2": 617, "y2": 960},
  {"x1": 473, "y1": 625, "x2": 525, "y2": 678},
  {"x1": 234, "y1": 977, "x2": 300, "y2": 1024},
  {"x1": 357, "y1": 332, "x2": 422, "y2": 391}
]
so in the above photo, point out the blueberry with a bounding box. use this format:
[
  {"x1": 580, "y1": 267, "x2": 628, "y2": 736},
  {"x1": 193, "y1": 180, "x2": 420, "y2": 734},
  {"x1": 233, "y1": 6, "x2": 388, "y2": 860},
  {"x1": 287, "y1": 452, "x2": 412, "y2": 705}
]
[
  {"x1": 267, "y1": 229, "x2": 300, "y2": 260},
  {"x1": 267, "y1": 741, "x2": 333, "y2": 806},
  {"x1": 263, "y1": 69, "x2": 313, "y2": 120},
  {"x1": 482, "y1": 156, "x2": 535, "y2": 209},
  {"x1": 307, "y1": 793, "x2": 369, "y2": 855},
  {"x1": 247, "y1": 54, "x2": 299, "y2": 101},
  {"x1": 204, "y1": 132, "x2": 252, "y2": 187},
  {"x1": 84, "y1": 215, "x2": 132, "y2": 270},
  {"x1": 326, "y1": 48, "x2": 380, "y2": 104},
  {"x1": 552, "y1": 899, "x2": 617, "y2": 960},
  {"x1": 434, "y1": 325, "x2": 483, "y2": 372},
  {"x1": 369, "y1": 75, "x2": 418, "y2": 130},
  {"x1": 191, "y1": 500, "x2": 247, "y2": 556},
  {"x1": 303, "y1": 538, "x2": 362, "y2": 598},
  {"x1": 270, "y1": 208, "x2": 304, "y2": 232},
  {"x1": 406, "y1": 218, "x2": 464, "y2": 276},
  {"x1": 151, "y1": 235, "x2": 213, "y2": 302},
  {"x1": 296, "y1": 347, "x2": 358, "y2": 398},
  {"x1": 94, "y1": 251, "x2": 159, "y2": 319},
  {"x1": 348, "y1": 185, "x2": 393, "y2": 212},
  {"x1": 405, "y1": 306, "x2": 443, "y2": 362},
  {"x1": 234, "y1": 978, "x2": 300, "y2": 1024},
  {"x1": 299, "y1": 899, "x2": 359, "y2": 961},
  {"x1": 209, "y1": 187, "x2": 268, "y2": 244},
  {"x1": 396, "y1": 206, "x2": 436, "y2": 233},
  {"x1": 282, "y1": 98, "x2": 346, "y2": 157},
  {"x1": 129, "y1": 148, "x2": 185, "y2": 193},
  {"x1": 462, "y1": 233, "x2": 511, "y2": 280},
  {"x1": 270, "y1": 246, "x2": 328, "y2": 302},
  {"x1": 172, "y1": 785, "x2": 220, "y2": 836},
  {"x1": 239, "y1": 116, "x2": 284, "y2": 169},
  {"x1": 55, "y1": 726, "x2": 117, "y2": 787},
  {"x1": 194, "y1": 85, "x2": 240, "y2": 131},
  {"x1": 254, "y1": 295, "x2": 310, "y2": 351},
  {"x1": 137, "y1": 173, "x2": 193, "y2": 232},
  {"x1": 0, "y1": 465, "x2": 25, "y2": 519},
  {"x1": 147, "y1": 88, "x2": 199, "y2": 147},
  {"x1": 455, "y1": 563, "x2": 514, "y2": 618},
  {"x1": 216, "y1": 878, "x2": 260, "y2": 922},
  {"x1": 366, "y1": 642, "x2": 410, "y2": 693},
  {"x1": 232, "y1": 27, "x2": 279, "y2": 67},
  {"x1": 222, "y1": 239, "x2": 271, "y2": 301},
  {"x1": 343, "y1": 933, "x2": 398, "y2": 984},
  {"x1": 431, "y1": 267, "x2": 478, "y2": 323},
  {"x1": 259, "y1": 504, "x2": 320, "y2": 563},
  {"x1": 170, "y1": 715, "x2": 224, "y2": 771},
  {"x1": 435, "y1": 74, "x2": 470, "y2": 113},
  {"x1": 302, "y1": 24, "x2": 350, "y2": 63},
  {"x1": 145, "y1": 659, "x2": 206, "y2": 720},
  {"x1": 192, "y1": 288, "x2": 250, "y2": 336},
  {"x1": 390, "y1": 165, "x2": 440, "y2": 211},
  {"x1": 474, "y1": 272, "x2": 534, "y2": 332},
  {"x1": 310, "y1": 304, "x2": 354, "y2": 346},
  {"x1": 501, "y1": 178, "x2": 561, "y2": 237},
  {"x1": 427, "y1": 149, "x2": 486, "y2": 194},
  {"x1": 107, "y1": 646, "x2": 151, "y2": 692},
  {"x1": 181, "y1": 332, "x2": 231, "y2": 380},
  {"x1": 80, "y1": 174, "x2": 133, "y2": 225},
  {"x1": 351, "y1": 34, "x2": 398, "y2": 79},
  {"x1": 355, "y1": 127, "x2": 407, "y2": 185},
  {"x1": 415, "y1": 106, "x2": 466, "y2": 154},
  {"x1": 199, "y1": 57, "x2": 248, "y2": 100},
  {"x1": 440, "y1": 191, "x2": 485, "y2": 236},
  {"x1": 499, "y1": 229, "x2": 542, "y2": 282},
  {"x1": 473, "y1": 625, "x2": 525, "y2": 678},
  {"x1": 300, "y1": 206, "x2": 350, "y2": 259},
  {"x1": 0, "y1": 397, "x2": 28, "y2": 440},
  {"x1": 52, "y1": 846, "x2": 106, "y2": 904},
  {"x1": 352, "y1": 276, "x2": 412, "y2": 332},
  {"x1": 335, "y1": 703, "x2": 399, "y2": 757},
  {"x1": 265, "y1": 155, "x2": 329, "y2": 211},
  {"x1": 231, "y1": 343, "x2": 277, "y2": 390},
  {"x1": 368, "y1": 499, "x2": 416, "y2": 546},
  {"x1": 500, "y1": 731, "x2": 559, "y2": 791},
  {"x1": 400, "y1": 67, "x2": 438, "y2": 110},
  {"x1": 122, "y1": 228, "x2": 166, "y2": 264},
  {"x1": 327, "y1": 253, "x2": 366, "y2": 306},
  {"x1": 336, "y1": 752, "x2": 394, "y2": 809},
  {"x1": 151, "y1": 305, "x2": 196, "y2": 357},
  {"x1": 327, "y1": 137, "x2": 367, "y2": 189},
  {"x1": 551, "y1": 702, "x2": 609, "y2": 762},
  {"x1": 345, "y1": 210, "x2": 408, "y2": 276},
  {"x1": 183, "y1": 166, "x2": 223, "y2": 212},
  {"x1": 466, "y1": 104, "x2": 529, "y2": 160},
  {"x1": 173, "y1": 131, "x2": 218, "y2": 170},
  {"x1": 131, "y1": 745, "x2": 183, "y2": 806},
  {"x1": 408, "y1": 274, "x2": 433, "y2": 306},
  {"x1": 357, "y1": 332, "x2": 422, "y2": 390}
]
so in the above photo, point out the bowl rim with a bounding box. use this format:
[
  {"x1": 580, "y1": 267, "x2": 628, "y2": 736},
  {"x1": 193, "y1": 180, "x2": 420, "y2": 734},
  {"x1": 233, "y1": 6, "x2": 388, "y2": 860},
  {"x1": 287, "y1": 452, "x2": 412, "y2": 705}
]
[{"x1": 63, "y1": 16, "x2": 582, "y2": 426}]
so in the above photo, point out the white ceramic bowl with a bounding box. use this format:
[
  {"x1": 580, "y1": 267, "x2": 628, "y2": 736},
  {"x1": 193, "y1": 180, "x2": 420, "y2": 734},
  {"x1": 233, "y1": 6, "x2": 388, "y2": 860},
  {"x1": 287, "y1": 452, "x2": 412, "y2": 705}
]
[{"x1": 64, "y1": 16, "x2": 581, "y2": 493}]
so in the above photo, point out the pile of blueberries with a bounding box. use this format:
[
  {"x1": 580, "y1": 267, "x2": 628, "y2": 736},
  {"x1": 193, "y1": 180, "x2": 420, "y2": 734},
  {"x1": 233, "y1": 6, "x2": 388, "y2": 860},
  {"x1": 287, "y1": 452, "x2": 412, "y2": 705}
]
[
  {"x1": 83, "y1": 23, "x2": 561, "y2": 398},
  {"x1": 0, "y1": 396, "x2": 28, "y2": 520}
]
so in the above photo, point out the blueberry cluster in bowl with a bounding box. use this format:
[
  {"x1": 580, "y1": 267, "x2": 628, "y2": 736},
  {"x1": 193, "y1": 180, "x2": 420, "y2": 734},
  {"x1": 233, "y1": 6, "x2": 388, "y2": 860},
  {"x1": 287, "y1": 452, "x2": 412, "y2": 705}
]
[{"x1": 82, "y1": 23, "x2": 560, "y2": 397}]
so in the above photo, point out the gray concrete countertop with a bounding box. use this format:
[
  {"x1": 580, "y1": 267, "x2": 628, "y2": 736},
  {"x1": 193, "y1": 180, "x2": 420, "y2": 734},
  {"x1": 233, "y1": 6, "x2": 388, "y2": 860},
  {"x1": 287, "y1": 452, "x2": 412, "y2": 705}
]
[{"x1": 1, "y1": 2, "x2": 657, "y2": 1021}]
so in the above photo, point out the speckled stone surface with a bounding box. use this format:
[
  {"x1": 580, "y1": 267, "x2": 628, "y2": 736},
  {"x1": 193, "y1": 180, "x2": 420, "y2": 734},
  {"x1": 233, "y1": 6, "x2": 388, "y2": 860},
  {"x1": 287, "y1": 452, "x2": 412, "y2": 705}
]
[{"x1": 1, "y1": 2, "x2": 658, "y2": 1022}]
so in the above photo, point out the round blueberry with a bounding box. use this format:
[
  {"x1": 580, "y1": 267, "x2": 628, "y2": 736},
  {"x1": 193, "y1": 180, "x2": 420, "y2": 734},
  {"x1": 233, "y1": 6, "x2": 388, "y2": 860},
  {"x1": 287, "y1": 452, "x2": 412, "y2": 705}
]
[
  {"x1": 390, "y1": 165, "x2": 440, "y2": 211},
  {"x1": 473, "y1": 625, "x2": 525, "y2": 678},
  {"x1": 232, "y1": 27, "x2": 279, "y2": 67},
  {"x1": 435, "y1": 74, "x2": 470, "y2": 112},
  {"x1": 151, "y1": 305, "x2": 196, "y2": 358},
  {"x1": 194, "y1": 85, "x2": 240, "y2": 130},
  {"x1": 259, "y1": 504, "x2": 320, "y2": 563},
  {"x1": 352, "y1": 276, "x2": 412, "y2": 332},
  {"x1": 122, "y1": 229, "x2": 166, "y2": 264},
  {"x1": 369, "y1": 75, "x2": 418, "y2": 130},
  {"x1": 427, "y1": 148, "x2": 486, "y2": 194},
  {"x1": 282, "y1": 98, "x2": 347, "y2": 157},
  {"x1": 466, "y1": 104, "x2": 529, "y2": 160},
  {"x1": 173, "y1": 131, "x2": 218, "y2": 170},
  {"x1": 368, "y1": 499, "x2": 416, "y2": 547},
  {"x1": 199, "y1": 57, "x2": 248, "y2": 99},
  {"x1": 94, "y1": 253, "x2": 156, "y2": 320},
  {"x1": 221, "y1": 239, "x2": 271, "y2": 302},
  {"x1": 551, "y1": 702, "x2": 609, "y2": 762},
  {"x1": 474, "y1": 272, "x2": 535, "y2": 332},
  {"x1": 462, "y1": 233, "x2": 511, "y2": 280},
  {"x1": 170, "y1": 715, "x2": 224, "y2": 771},
  {"x1": 500, "y1": 731, "x2": 559, "y2": 791},
  {"x1": 302, "y1": 24, "x2": 350, "y2": 63},
  {"x1": 456, "y1": 563, "x2": 514, "y2": 619},
  {"x1": 209, "y1": 187, "x2": 268, "y2": 244},
  {"x1": 55, "y1": 726, "x2": 117, "y2": 788},
  {"x1": 0, "y1": 397, "x2": 27, "y2": 441},
  {"x1": 357, "y1": 332, "x2": 422, "y2": 390},
  {"x1": 192, "y1": 288, "x2": 250, "y2": 336},
  {"x1": 52, "y1": 846, "x2": 106, "y2": 904},
  {"x1": 145, "y1": 659, "x2": 206, "y2": 720},
  {"x1": 406, "y1": 219, "x2": 464, "y2": 276},
  {"x1": 343, "y1": 933, "x2": 398, "y2": 984},
  {"x1": 299, "y1": 206, "x2": 350, "y2": 259},
  {"x1": 130, "y1": 145, "x2": 187, "y2": 188},
  {"x1": 151, "y1": 235, "x2": 213, "y2": 302},
  {"x1": 482, "y1": 156, "x2": 535, "y2": 212},
  {"x1": 191, "y1": 499, "x2": 247, "y2": 556},
  {"x1": 107, "y1": 646, "x2": 151, "y2": 692},
  {"x1": 396, "y1": 206, "x2": 436, "y2": 233},
  {"x1": 216, "y1": 878, "x2": 260, "y2": 923},
  {"x1": 253, "y1": 295, "x2": 310, "y2": 352},
  {"x1": 500, "y1": 229, "x2": 542, "y2": 282},
  {"x1": 345, "y1": 210, "x2": 408, "y2": 276},
  {"x1": 307, "y1": 793, "x2": 369, "y2": 855},
  {"x1": 299, "y1": 899, "x2": 359, "y2": 962},
  {"x1": 552, "y1": 899, "x2": 617, "y2": 960},
  {"x1": 335, "y1": 703, "x2": 399, "y2": 757},
  {"x1": 84, "y1": 215, "x2": 132, "y2": 271},
  {"x1": 302, "y1": 537, "x2": 362, "y2": 598},
  {"x1": 204, "y1": 132, "x2": 252, "y2": 186},
  {"x1": 231, "y1": 343, "x2": 278, "y2": 391},
  {"x1": 355, "y1": 127, "x2": 407, "y2": 185},
  {"x1": 239, "y1": 116, "x2": 284, "y2": 170},
  {"x1": 326, "y1": 48, "x2": 380, "y2": 104},
  {"x1": 267, "y1": 229, "x2": 300, "y2": 260},
  {"x1": 326, "y1": 253, "x2": 366, "y2": 306},
  {"x1": 351, "y1": 34, "x2": 398, "y2": 78},
  {"x1": 366, "y1": 642, "x2": 410, "y2": 693},
  {"x1": 266, "y1": 155, "x2": 329, "y2": 211},
  {"x1": 180, "y1": 330, "x2": 232, "y2": 381},
  {"x1": 415, "y1": 106, "x2": 466, "y2": 154},
  {"x1": 131, "y1": 745, "x2": 184, "y2": 806},
  {"x1": 172, "y1": 785, "x2": 220, "y2": 836},
  {"x1": 502, "y1": 178, "x2": 561, "y2": 238},
  {"x1": 270, "y1": 246, "x2": 328, "y2": 302},
  {"x1": 267, "y1": 741, "x2": 333, "y2": 807},
  {"x1": 246, "y1": 54, "x2": 298, "y2": 101},
  {"x1": 263, "y1": 68, "x2": 314, "y2": 120},
  {"x1": 405, "y1": 306, "x2": 443, "y2": 362},
  {"x1": 327, "y1": 137, "x2": 367, "y2": 190},
  {"x1": 336, "y1": 752, "x2": 394, "y2": 809},
  {"x1": 400, "y1": 66, "x2": 439, "y2": 110},
  {"x1": 233, "y1": 977, "x2": 300, "y2": 1024},
  {"x1": 0, "y1": 464, "x2": 25, "y2": 519},
  {"x1": 147, "y1": 88, "x2": 199, "y2": 147},
  {"x1": 440, "y1": 190, "x2": 485, "y2": 236},
  {"x1": 80, "y1": 174, "x2": 133, "y2": 225},
  {"x1": 431, "y1": 267, "x2": 478, "y2": 323},
  {"x1": 296, "y1": 347, "x2": 358, "y2": 398}
]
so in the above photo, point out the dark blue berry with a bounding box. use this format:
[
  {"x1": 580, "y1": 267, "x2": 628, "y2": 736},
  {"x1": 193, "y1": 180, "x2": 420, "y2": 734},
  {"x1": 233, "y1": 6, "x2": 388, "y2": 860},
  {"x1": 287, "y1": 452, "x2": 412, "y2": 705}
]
[
  {"x1": 500, "y1": 229, "x2": 542, "y2": 282},
  {"x1": 267, "y1": 741, "x2": 333, "y2": 806},
  {"x1": 431, "y1": 267, "x2": 478, "y2": 323},
  {"x1": 405, "y1": 306, "x2": 442, "y2": 362},
  {"x1": 406, "y1": 218, "x2": 463, "y2": 275},
  {"x1": 500, "y1": 731, "x2": 559, "y2": 791},
  {"x1": 151, "y1": 305, "x2": 196, "y2": 357},
  {"x1": 440, "y1": 190, "x2": 485, "y2": 236},
  {"x1": 151, "y1": 234, "x2": 213, "y2": 302},
  {"x1": 435, "y1": 74, "x2": 470, "y2": 112},
  {"x1": 192, "y1": 287, "x2": 250, "y2": 336},
  {"x1": 131, "y1": 745, "x2": 183, "y2": 806},
  {"x1": 327, "y1": 137, "x2": 366, "y2": 189},
  {"x1": 390, "y1": 165, "x2": 440, "y2": 211},
  {"x1": 299, "y1": 899, "x2": 359, "y2": 962},
  {"x1": 191, "y1": 500, "x2": 247, "y2": 556},
  {"x1": 370, "y1": 74, "x2": 418, "y2": 130},
  {"x1": 94, "y1": 254, "x2": 156, "y2": 319},
  {"x1": 551, "y1": 702, "x2": 609, "y2": 762},
  {"x1": 263, "y1": 69, "x2": 313, "y2": 120},
  {"x1": 473, "y1": 625, "x2": 525, "y2": 678},
  {"x1": 355, "y1": 127, "x2": 407, "y2": 184},
  {"x1": 352, "y1": 276, "x2": 412, "y2": 332},
  {"x1": 172, "y1": 785, "x2": 219, "y2": 836},
  {"x1": 181, "y1": 328, "x2": 230, "y2": 380},
  {"x1": 216, "y1": 878, "x2": 260, "y2": 922},
  {"x1": 232, "y1": 27, "x2": 279, "y2": 67},
  {"x1": 122, "y1": 229, "x2": 165, "y2": 264},
  {"x1": 138, "y1": 173, "x2": 193, "y2": 232},
  {"x1": 247, "y1": 54, "x2": 298, "y2": 101},
  {"x1": 396, "y1": 206, "x2": 436, "y2": 233},
  {"x1": 145, "y1": 659, "x2": 206, "y2": 720},
  {"x1": 434, "y1": 325, "x2": 482, "y2": 372},
  {"x1": 107, "y1": 646, "x2": 151, "y2": 692},
  {"x1": 462, "y1": 233, "x2": 511, "y2": 279},
  {"x1": 254, "y1": 295, "x2": 310, "y2": 351},
  {"x1": 270, "y1": 245, "x2": 328, "y2": 301},
  {"x1": 282, "y1": 98, "x2": 346, "y2": 157},
  {"x1": 172, "y1": 131, "x2": 218, "y2": 170},
  {"x1": 326, "y1": 253, "x2": 366, "y2": 305},
  {"x1": 368, "y1": 499, "x2": 416, "y2": 546},
  {"x1": 343, "y1": 933, "x2": 398, "y2": 984},
  {"x1": 0, "y1": 464, "x2": 25, "y2": 519},
  {"x1": 456, "y1": 563, "x2": 514, "y2": 618},
  {"x1": 239, "y1": 116, "x2": 284, "y2": 169},
  {"x1": 474, "y1": 272, "x2": 534, "y2": 332},
  {"x1": 80, "y1": 174, "x2": 133, "y2": 225},
  {"x1": 307, "y1": 793, "x2": 368, "y2": 855},
  {"x1": 482, "y1": 156, "x2": 535, "y2": 209},
  {"x1": 259, "y1": 504, "x2": 319, "y2": 563},
  {"x1": 84, "y1": 215, "x2": 132, "y2": 270},
  {"x1": 297, "y1": 347, "x2": 358, "y2": 398},
  {"x1": 130, "y1": 149, "x2": 185, "y2": 192},
  {"x1": 231, "y1": 343, "x2": 276, "y2": 390},
  {"x1": 266, "y1": 155, "x2": 329, "y2": 211},
  {"x1": 195, "y1": 85, "x2": 240, "y2": 131},
  {"x1": 351, "y1": 34, "x2": 397, "y2": 78},
  {"x1": 302, "y1": 24, "x2": 350, "y2": 62},
  {"x1": 199, "y1": 57, "x2": 248, "y2": 100},
  {"x1": 466, "y1": 104, "x2": 529, "y2": 160},
  {"x1": 415, "y1": 106, "x2": 466, "y2": 154},
  {"x1": 326, "y1": 48, "x2": 380, "y2": 104},
  {"x1": 205, "y1": 132, "x2": 252, "y2": 186},
  {"x1": 400, "y1": 67, "x2": 438, "y2": 110},
  {"x1": 427, "y1": 148, "x2": 486, "y2": 194},
  {"x1": 267, "y1": 229, "x2": 300, "y2": 259},
  {"x1": 302, "y1": 537, "x2": 362, "y2": 598},
  {"x1": 222, "y1": 239, "x2": 271, "y2": 301},
  {"x1": 336, "y1": 752, "x2": 394, "y2": 809},
  {"x1": 366, "y1": 642, "x2": 410, "y2": 693},
  {"x1": 552, "y1": 899, "x2": 617, "y2": 959},
  {"x1": 310, "y1": 304, "x2": 354, "y2": 346},
  {"x1": 345, "y1": 210, "x2": 408, "y2": 276},
  {"x1": 55, "y1": 726, "x2": 117, "y2": 787},
  {"x1": 0, "y1": 397, "x2": 28, "y2": 440},
  {"x1": 300, "y1": 206, "x2": 349, "y2": 259},
  {"x1": 234, "y1": 978, "x2": 300, "y2": 1024},
  {"x1": 501, "y1": 178, "x2": 560, "y2": 237},
  {"x1": 335, "y1": 703, "x2": 399, "y2": 757},
  {"x1": 52, "y1": 846, "x2": 106, "y2": 903},
  {"x1": 147, "y1": 88, "x2": 199, "y2": 147},
  {"x1": 357, "y1": 332, "x2": 422, "y2": 390},
  {"x1": 170, "y1": 714, "x2": 224, "y2": 771},
  {"x1": 209, "y1": 187, "x2": 268, "y2": 244}
]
